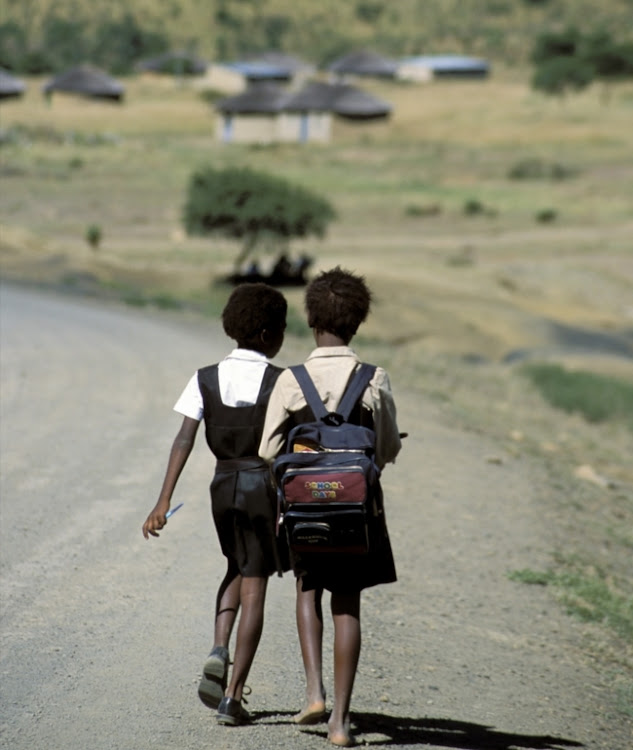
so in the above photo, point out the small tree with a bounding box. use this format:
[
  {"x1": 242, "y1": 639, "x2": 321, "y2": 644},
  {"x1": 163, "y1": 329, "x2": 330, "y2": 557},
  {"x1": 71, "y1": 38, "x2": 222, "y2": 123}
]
[
  {"x1": 531, "y1": 27, "x2": 581, "y2": 65},
  {"x1": 85, "y1": 223, "x2": 102, "y2": 251},
  {"x1": 183, "y1": 167, "x2": 336, "y2": 272},
  {"x1": 532, "y1": 56, "x2": 594, "y2": 97},
  {"x1": 531, "y1": 27, "x2": 633, "y2": 99},
  {"x1": 581, "y1": 31, "x2": 633, "y2": 80}
]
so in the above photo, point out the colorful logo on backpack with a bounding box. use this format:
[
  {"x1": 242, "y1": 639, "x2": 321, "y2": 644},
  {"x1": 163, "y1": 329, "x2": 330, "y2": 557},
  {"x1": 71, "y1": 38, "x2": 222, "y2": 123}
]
[{"x1": 305, "y1": 480, "x2": 344, "y2": 499}]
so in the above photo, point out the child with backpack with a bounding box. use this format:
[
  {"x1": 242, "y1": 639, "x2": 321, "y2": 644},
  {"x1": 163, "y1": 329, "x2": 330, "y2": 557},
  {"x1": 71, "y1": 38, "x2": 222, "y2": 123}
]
[
  {"x1": 259, "y1": 267, "x2": 402, "y2": 747},
  {"x1": 142, "y1": 283, "x2": 289, "y2": 727}
]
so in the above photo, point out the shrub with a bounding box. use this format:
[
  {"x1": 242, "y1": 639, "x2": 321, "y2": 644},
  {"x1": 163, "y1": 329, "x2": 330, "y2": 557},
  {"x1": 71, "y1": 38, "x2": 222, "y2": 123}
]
[
  {"x1": 535, "y1": 208, "x2": 558, "y2": 223},
  {"x1": 508, "y1": 158, "x2": 577, "y2": 181},
  {"x1": 531, "y1": 27, "x2": 581, "y2": 65},
  {"x1": 463, "y1": 198, "x2": 485, "y2": 215},
  {"x1": 404, "y1": 203, "x2": 442, "y2": 217},
  {"x1": 463, "y1": 198, "x2": 496, "y2": 217},
  {"x1": 532, "y1": 56, "x2": 595, "y2": 97},
  {"x1": 85, "y1": 224, "x2": 102, "y2": 250}
]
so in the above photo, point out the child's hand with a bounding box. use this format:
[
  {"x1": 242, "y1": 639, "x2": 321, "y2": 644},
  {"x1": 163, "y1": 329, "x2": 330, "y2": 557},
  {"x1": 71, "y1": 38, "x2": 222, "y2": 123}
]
[{"x1": 142, "y1": 502, "x2": 170, "y2": 539}]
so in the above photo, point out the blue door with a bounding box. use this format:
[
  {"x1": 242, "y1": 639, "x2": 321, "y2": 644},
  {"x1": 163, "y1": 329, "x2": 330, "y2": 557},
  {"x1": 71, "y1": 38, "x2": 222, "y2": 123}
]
[
  {"x1": 223, "y1": 115, "x2": 233, "y2": 142},
  {"x1": 299, "y1": 114, "x2": 309, "y2": 143}
]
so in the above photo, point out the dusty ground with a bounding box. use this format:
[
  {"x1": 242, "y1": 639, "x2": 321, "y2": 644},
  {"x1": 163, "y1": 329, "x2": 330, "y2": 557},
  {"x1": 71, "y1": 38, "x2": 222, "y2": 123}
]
[{"x1": 1, "y1": 282, "x2": 631, "y2": 750}]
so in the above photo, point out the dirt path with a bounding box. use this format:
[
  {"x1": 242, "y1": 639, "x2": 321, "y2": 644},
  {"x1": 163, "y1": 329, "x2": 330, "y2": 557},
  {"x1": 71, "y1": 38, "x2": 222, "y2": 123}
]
[{"x1": 1, "y1": 284, "x2": 630, "y2": 750}]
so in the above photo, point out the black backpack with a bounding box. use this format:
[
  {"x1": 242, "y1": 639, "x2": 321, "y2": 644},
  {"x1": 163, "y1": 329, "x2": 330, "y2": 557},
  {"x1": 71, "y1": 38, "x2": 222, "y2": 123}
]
[{"x1": 273, "y1": 363, "x2": 379, "y2": 555}]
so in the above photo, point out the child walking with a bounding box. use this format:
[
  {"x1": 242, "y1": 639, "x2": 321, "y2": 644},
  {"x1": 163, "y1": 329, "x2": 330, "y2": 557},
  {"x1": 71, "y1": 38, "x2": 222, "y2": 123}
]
[
  {"x1": 142, "y1": 283, "x2": 289, "y2": 726},
  {"x1": 259, "y1": 267, "x2": 402, "y2": 747}
]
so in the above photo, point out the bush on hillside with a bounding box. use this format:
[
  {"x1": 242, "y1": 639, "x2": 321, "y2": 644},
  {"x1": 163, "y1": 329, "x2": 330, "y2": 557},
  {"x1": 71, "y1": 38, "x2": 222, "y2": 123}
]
[
  {"x1": 532, "y1": 56, "x2": 594, "y2": 96},
  {"x1": 531, "y1": 27, "x2": 633, "y2": 97},
  {"x1": 183, "y1": 166, "x2": 336, "y2": 272},
  {"x1": 508, "y1": 158, "x2": 578, "y2": 181}
]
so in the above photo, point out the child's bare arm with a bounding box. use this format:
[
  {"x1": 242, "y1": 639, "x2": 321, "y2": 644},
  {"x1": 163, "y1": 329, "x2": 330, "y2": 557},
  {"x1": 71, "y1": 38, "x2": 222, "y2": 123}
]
[{"x1": 142, "y1": 416, "x2": 200, "y2": 539}]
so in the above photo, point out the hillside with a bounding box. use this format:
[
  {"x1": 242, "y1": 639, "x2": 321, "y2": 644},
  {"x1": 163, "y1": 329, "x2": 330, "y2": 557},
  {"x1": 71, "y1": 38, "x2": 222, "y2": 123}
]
[{"x1": 1, "y1": 0, "x2": 632, "y2": 66}]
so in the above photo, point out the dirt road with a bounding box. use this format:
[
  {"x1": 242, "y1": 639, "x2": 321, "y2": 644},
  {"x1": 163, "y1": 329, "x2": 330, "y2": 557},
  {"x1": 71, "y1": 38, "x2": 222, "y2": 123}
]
[{"x1": 1, "y1": 283, "x2": 630, "y2": 750}]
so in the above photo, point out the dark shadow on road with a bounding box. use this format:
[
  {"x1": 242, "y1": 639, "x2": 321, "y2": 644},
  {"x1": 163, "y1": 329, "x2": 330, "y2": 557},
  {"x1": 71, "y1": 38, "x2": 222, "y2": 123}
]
[{"x1": 254, "y1": 710, "x2": 583, "y2": 749}]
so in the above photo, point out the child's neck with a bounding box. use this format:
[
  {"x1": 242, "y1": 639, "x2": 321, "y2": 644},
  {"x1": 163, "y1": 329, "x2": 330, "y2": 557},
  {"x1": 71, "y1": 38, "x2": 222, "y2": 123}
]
[{"x1": 314, "y1": 331, "x2": 348, "y2": 347}]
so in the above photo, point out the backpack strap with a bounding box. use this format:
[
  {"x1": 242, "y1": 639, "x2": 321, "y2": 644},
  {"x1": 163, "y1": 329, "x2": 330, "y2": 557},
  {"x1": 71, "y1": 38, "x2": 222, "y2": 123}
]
[
  {"x1": 337, "y1": 363, "x2": 376, "y2": 420},
  {"x1": 290, "y1": 363, "x2": 377, "y2": 423},
  {"x1": 290, "y1": 365, "x2": 329, "y2": 420}
]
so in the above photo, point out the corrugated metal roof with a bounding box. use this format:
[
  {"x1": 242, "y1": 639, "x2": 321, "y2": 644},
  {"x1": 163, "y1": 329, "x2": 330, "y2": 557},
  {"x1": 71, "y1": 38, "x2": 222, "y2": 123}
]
[
  {"x1": 223, "y1": 53, "x2": 314, "y2": 81},
  {"x1": 401, "y1": 55, "x2": 490, "y2": 75},
  {"x1": 0, "y1": 68, "x2": 26, "y2": 98}
]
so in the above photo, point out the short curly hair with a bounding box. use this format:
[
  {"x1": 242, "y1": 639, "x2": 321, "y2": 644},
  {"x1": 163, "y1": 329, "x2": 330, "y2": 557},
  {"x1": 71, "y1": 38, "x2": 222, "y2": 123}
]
[
  {"x1": 222, "y1": 283, "x2": 287, "y2": 344},
  {"x1": 304, "y1": 267, "x2": 372, "y2": 343}
]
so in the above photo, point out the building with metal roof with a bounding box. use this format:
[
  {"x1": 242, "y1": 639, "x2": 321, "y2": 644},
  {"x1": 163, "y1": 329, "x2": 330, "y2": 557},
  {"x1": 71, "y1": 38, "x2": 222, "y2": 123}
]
[
  {"x1": 399, "y1": 55, "x2": 490, "y2": 79},
  {"x1": 223, "y1": 53, "x2": 314, "y2": 84},
  {"x1": 0, "y1": 68, "x2": 26, "y2": 99}
]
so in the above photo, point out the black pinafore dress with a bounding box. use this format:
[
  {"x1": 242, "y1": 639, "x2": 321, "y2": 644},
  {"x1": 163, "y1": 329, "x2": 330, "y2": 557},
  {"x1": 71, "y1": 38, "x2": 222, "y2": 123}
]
[{"x1": 198, "y1": 363, "x2": 288, "y2": 577}]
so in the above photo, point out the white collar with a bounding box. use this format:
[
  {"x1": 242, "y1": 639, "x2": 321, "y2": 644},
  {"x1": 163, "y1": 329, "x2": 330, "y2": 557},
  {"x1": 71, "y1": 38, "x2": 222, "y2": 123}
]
[{"x1": 225, "y1": 348, "x2": 269, "y2": 363}]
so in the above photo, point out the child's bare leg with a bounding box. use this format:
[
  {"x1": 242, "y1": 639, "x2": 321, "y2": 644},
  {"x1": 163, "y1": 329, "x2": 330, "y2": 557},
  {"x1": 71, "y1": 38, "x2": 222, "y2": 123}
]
[
  {"x1": 328, "y1": 591, "x2": 361, "y2": 747},
  {"x1": 294, "y1": 580, "x2": 326, "y2": 724},
  {"x1": 214, "y1": 563, "x2": 241, "y2": 646},
  {"x1": 224, "y1": 576, "x2": 268, "y2": 702}
]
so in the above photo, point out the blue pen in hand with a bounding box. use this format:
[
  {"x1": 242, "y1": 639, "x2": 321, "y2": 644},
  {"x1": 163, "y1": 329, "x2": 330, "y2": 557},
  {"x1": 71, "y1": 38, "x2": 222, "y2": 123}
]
[{"x1": 165, "y1": 502, "x2": 184, "y2": 519}]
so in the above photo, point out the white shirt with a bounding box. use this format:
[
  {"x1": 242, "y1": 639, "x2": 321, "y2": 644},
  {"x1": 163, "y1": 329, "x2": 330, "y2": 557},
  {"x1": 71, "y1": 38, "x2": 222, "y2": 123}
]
[{"x1": 173, "y1": 349, "x2": 271, "y2": 420}]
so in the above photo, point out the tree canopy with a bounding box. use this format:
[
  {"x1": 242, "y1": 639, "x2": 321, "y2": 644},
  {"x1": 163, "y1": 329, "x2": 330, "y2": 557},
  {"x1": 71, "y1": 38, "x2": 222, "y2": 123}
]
[
  {"x1": 183, "y1": 166, "x2": 336, "y2": 270},
  {"x1": 531, "y1": 26, "x2": 633, "y2": 97}
]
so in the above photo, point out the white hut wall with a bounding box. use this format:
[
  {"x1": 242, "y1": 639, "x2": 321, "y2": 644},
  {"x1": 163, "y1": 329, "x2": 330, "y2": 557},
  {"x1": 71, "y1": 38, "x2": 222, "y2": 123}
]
[
  {"x1": 277, "y1": 112, "x2": 331, "y2": 143},
  {"x1": 216, "y1": 113, "x2": 279, "y2": 143}
]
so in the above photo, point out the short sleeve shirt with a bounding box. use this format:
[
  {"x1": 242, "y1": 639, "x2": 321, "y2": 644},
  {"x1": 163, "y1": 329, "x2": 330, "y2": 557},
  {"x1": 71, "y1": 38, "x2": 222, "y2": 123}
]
[
  {"x1": 173, "y1": 349, "x2": 271, "y2": 419},
  {"x1": 258, "y1": 346, "x2": 401, "y2": 470}
]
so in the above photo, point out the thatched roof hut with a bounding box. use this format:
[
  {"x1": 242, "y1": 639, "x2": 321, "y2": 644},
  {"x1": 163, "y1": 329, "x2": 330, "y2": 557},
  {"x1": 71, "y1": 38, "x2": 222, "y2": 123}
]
[
  {"x1": 216, "y1": 82, "x2": 288, "y2": 113},
  {"x1": 328, "y1": 50, "x2": 399, "y2": 79},
  {"x1": 215, "y1": 79, "x2": 391, "y2": 143},
  {"x1": 286, "y1": 80, "x2": 391, "y2": 120},
  {"x1": 0, "y1": 68, "x2": 26, "y2": 99},
  {"x1": 43, "y1": 65, "x2": 125, "y2": 101}
]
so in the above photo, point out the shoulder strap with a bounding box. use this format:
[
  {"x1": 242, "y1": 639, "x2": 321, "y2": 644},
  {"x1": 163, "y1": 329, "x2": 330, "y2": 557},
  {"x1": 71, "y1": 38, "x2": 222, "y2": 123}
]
[
  {"x1": 290, "y1": 365, "x2": 329, "y2": 420},
  {"x1": 337, "y1": 363, "x2": 376, "y2": 420},
  {"x1": 290, "y1": 363, "x2": 376, "y2": 422}
]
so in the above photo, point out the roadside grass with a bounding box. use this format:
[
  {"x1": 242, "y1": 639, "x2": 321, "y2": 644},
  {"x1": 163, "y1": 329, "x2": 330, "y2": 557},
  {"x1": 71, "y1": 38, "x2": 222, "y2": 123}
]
[
  {"x1": 507, "y1": 561, "x2": 633, "y2": 645},
  {"x1": 617, "y1": 681, "x2": 633, "y2": 719},
  {"x1": 521, "y1": 363, "x2": 633, "y2": 432}
]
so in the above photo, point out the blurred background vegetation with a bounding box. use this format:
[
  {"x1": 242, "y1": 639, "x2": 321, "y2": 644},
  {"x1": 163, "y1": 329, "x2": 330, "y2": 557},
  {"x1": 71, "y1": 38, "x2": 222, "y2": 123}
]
[{"x1": 1, "y1": 0, "x2": 633, "y2": 74}]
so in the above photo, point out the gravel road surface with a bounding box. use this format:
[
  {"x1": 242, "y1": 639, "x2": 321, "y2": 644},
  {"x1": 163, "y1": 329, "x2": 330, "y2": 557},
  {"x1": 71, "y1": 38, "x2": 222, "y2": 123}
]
[{"x1": 1, "y1": 283, "x2": 630, "y2": 750}]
